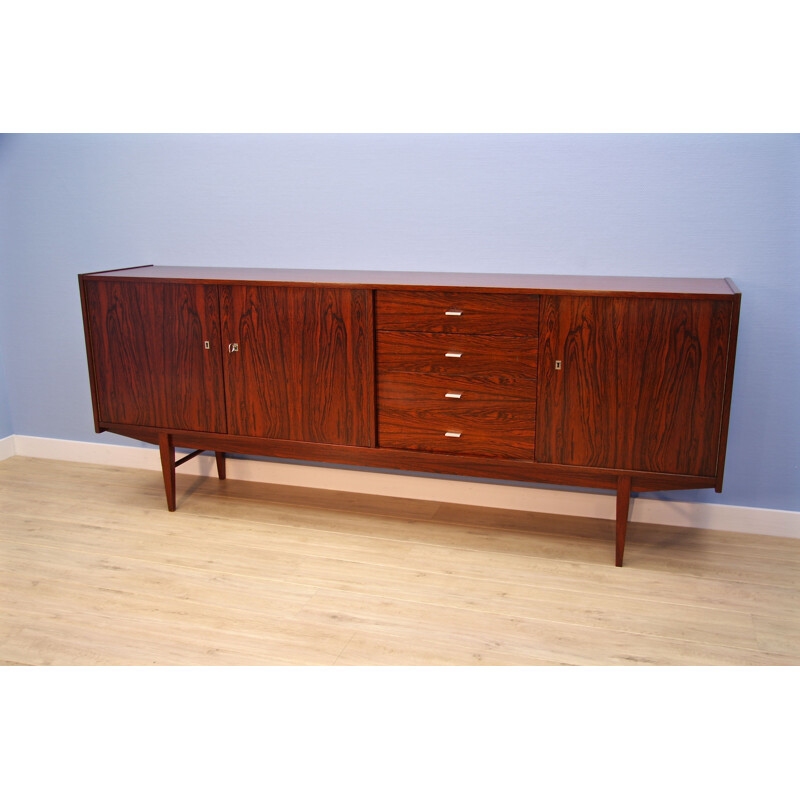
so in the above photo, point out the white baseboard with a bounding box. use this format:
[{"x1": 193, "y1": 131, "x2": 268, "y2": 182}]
[
  {"x1": 5, "y1": 434, "x2": 799, "y2": 539},
  {"x1": 0, "y1": 435, "x2": 15, "y2": 461}
]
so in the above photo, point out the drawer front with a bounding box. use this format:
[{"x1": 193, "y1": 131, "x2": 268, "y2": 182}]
[
  {"x1": 379, "y1": 398, "x2": 534, "y2": 434},
  {"x1": 376, "y1": 332, "x2": 538, "y2": 379},
  {"x1": 378, "y1": 373, "x2": 535, "y2": 405},
  {"x1": 376, "y1": 291, "x2": 538, "y2": 335},
  {"x1": 378, "y1": 414, "x2": 534, "y2": 459}
]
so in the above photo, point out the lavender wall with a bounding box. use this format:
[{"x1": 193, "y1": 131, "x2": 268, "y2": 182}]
[
  {"x1": 0, "y1": 133, "x2": 797, "y2": 510},
  {"x1": 0, "y1": 137, "x2": 14, "y2": 439},
  {"x1": 0, "y1": 351, "x2": 11, "y2": 439}
]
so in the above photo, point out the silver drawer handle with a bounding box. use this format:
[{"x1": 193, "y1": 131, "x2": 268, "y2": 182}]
[
  {"x1": 444, "y1": 431, "x2": 462, "y2": 438},
  {"x1": 445, "y1": 351, "x2": 463, "y2": 358},
  {"x1": 444, "y1": 392, "x2": 462, "y2": 399},
  {"x1": 445, "y1": 310, "x2": 463, "y2": 316}
]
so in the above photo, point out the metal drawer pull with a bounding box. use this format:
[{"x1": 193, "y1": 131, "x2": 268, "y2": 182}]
[
  {"x1": 228, "y1": 343, "x2": 239, "y2": 353},
  {"x1": 445, "y1": 351, "x2": 463, "y2": 358},
  {"x1": 444, "y1": 392, "x2": 462, "y2": 399},
  {"x1": 445, "y1": 310, "x2": 463, "y2": 316},
  {"x1": 444, "y1": 431, "x2": 462, "y2": 438}
]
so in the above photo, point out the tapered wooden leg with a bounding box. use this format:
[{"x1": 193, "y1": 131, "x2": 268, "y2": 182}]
[
  {"x1": 615, "y1": 474, "x2": 632, "y2": 567},
  {"x1": 215, "y1": 451, "x2": 227, "y2": 480},
  {"x1": 158, "y1": 432, "x2": 176, "y2": 512}
]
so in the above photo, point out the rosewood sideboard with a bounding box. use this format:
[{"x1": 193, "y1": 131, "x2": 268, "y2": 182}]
[{"x1": 79, "y1": 266, "x2": 741, "y2": 566}]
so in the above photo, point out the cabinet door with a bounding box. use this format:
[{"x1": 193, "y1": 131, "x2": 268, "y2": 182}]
[
  {"x1": 84, "y1": 280, "x2": 226, "y2": 432},
  {"x1": 220, "y1": 286, "x2": 374, "y2": 446},
  {"x1": 537, "y1": 295, "x2": 732, "y2": 476}
]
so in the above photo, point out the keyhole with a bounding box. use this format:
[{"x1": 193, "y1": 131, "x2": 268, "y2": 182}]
[{"x1": 555, "y1": 360, "x2": 562, "y2": 370}]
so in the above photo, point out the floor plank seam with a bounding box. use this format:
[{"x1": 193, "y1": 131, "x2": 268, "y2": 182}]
[{"x1": 3, "y1": 536, "x2": 797, "y2": 620}]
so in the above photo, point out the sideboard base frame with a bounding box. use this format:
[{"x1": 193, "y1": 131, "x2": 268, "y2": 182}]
[{"x1": 108, "y1": 422, "x2": 721, "y2": 568}]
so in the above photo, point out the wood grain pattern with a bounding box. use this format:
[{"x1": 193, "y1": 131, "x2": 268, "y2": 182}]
[
  {"x1": 537, "y1": 296, "x2": 732, "y2": 476},
  {"x1": 375, "y1": 290, "x2": 539, "y2": 334},
  {"x1": 378, "y1": 373, "x2": 536, "y2": 404},
  {"x1": 378, "y1": 415, "x2": 535, "y2": 459},
  {"x1": 84, "y1": 280, "x2": 226, "y2": 433},
  {"x1": 376, "y1": 332, "x2": 538, "y2": 378},
  {"x1": 619, "y1": 298, "x2": 731, "y2": 475},
  {"x1": 220, "y1": 286, "x2": 374, "y2": 446},
  {"x1": 375, "y1": 291, "x2": 538, "y2": 460},
  {"x1": 537, "y1": 295, "x2": 616, "y2": 469},
  {"x1": 715, "y1": 290, "x2": 741, "y2": 492},
  {"x1": 378, "y1": 375, "x2": 535, "y2": 458}
]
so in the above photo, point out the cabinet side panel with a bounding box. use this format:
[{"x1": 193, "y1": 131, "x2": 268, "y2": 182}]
[
  {"x1": 714, "y1": 292, "x2": 740, "y2": 491},
  {"x1": 79, "y1": 276, "x2": 103, "y2": 432}
]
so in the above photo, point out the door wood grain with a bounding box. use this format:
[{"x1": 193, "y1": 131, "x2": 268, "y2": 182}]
[
  {"x1": 537, "y1": 295, "x2": 732, "y2": 476},
  {"x1": 220, "y1": 286, "x2": 374, "y2": 446},
  {"x1": 84, "y1": 280, "x2": 226, "y2": 433}
]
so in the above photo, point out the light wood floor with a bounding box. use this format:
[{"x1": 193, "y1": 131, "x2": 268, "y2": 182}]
[{"x1": 1, "y1": 455, "x2": 798, "y2": 665}]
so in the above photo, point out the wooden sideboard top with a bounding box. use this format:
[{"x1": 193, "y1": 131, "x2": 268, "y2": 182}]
[{"x1": 81, "y1": 265, "x2": 740, "y2": 297}]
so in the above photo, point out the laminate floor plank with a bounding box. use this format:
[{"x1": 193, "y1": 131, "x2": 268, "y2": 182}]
[
  {"x1": 751, "y1": 614, "x2": 800, "y2": 659},
  {"x1": 5, "y1": 508, "x2": 797, "y2": 628},
  {"x1": 1, "y1": 457, "x2": 798, "y2": 666},
  {"x1": 9, "y1": 495, "x2": 796, "y2": 619},
  {"x1": 5, "y1": 456, "x2": 797, "y2": 573},
  {"x1": 434, "y1": 504, "x2": 800, "y2": 564},
  {"x1": 332, "y1": 631, "x2": 566, "y2": 666},
  {"x1": 1, "y1": 611, "x2": 325, "y2": 666},
  {"x1": 0, "y1": 535, "x2": 762, "y2": 656}
]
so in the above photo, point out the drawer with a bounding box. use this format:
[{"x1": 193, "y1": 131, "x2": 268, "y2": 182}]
[
  {"x1": 378, "y1": 413, "x2": 535, "y2": 459},
  {"x1": 378, "y1": 373, "x2": 535, "y2": 404},
  {"x1": 376, "y1": 332, "x2": 538, "y2": 379},
  {"x1": 376, "y1": 291, "x2": 538, "y2": 335},
  {"x1": 379, "y1": 397, "x2": 534, "y2": 432}
]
